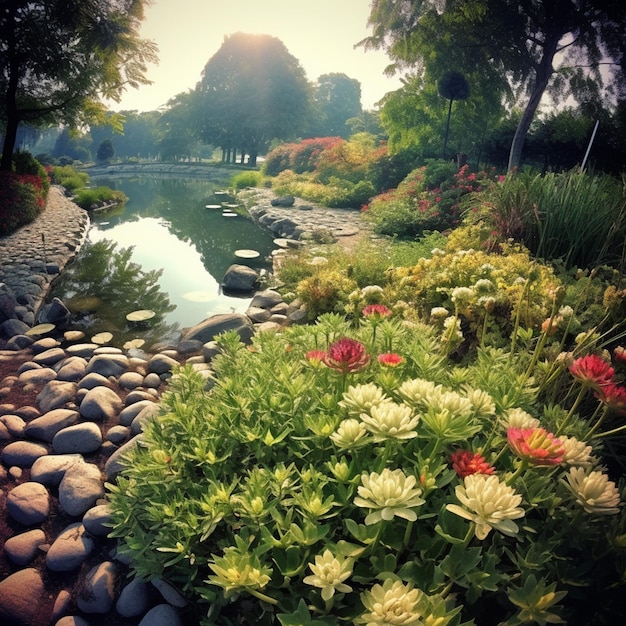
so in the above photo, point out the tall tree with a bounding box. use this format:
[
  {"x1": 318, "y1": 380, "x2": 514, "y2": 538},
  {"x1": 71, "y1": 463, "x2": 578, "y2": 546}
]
[
  {"x1": 362, "y1": 0, "x2": 626, "y2": 170},
  {"x1": 312, "y1": 73, "x2": 362, "y2": 138},
  {"x1": 0, "y1": 0, "x2": 157, "y2": 170},
  {"x1": 194, "y1": 33, "x2": 311, "y2": 166}
]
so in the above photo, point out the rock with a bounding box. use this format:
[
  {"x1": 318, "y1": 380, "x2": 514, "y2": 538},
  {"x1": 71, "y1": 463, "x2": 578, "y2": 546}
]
[
  {"x1": 148, "y1": 353, "x2": 179, "y2": 375},
  {"x1": 32, "y1": 347, "x2": 66, "y2": 366},
  {"x1": 55, "y1": 617, "x2": 90, "y2": 626},
  {"x1": 37, "y1": 380, "x2": 77, "y2": 412},
  {"x1": 152, "y1": 578, "x2": 188, "y2": 607},
  {"x1": 77, "y1": 561, "x2": 119, "y2": 614},
  {"x1": 271, "y1": 194, "x2": 295, "y2": 207},
  {"x1": 0, "y1": 318, "x2": 30, "y2": 338},
  {"x1": 5, "y1": 334, "x2": 35, "y2": 350},
  {"x1": 119, "y1": 400, "x2": 157, "y2": 426},
  {"x1": 24, "y1": 408, "x2": 79, "y2": 442},
  {"x1": 0, "y1": 282, "x2": 19, "y2": 323},
  {"x1": 143, "y1": 372, "x2": 162, "y2": 388},
  {"x1": 83, "y1": 503, "x2": 113, "y2": 536},
  {"x1": 250, "y1": 289, "x2": 284, "y2": 309},
  {"x1": 65, "y1": 342, "x2": 99, "y2": 358},
  {"x1": 138, "y1": 604, "x2": 183, "y2": 626},
  {"x1": 0, "y1": 568, "x2": 48, "y2": 626},
  {"x1": 221, "y1": 263, "x2": 259, "y2": 292},
  {"x1": 31, "y1": 337, "x2": 60, "y2": 353},
  {"x1": 4, "y1": 528, "x2": 46, "y2": 566},
  {"x1": 130, "y1": 403, "x2": 161, "y2": 435},
  {"x1": 30, "y1": 453, "x2": 84, "y2": 486},
  {"x1": 79, "y1": 386, "x2": 122, "y2": 421},
  {"x1": 38, "y1": 296, "x2": 71, "y2": 325},
  {"x1": 104, "y1": 434, "x2": 143, "y2": 481},
  {"x1": 1, "y1": 440, "x2": 49, "y2": 467},
  {"x1": 106, "y1": 424, "x2": 129, "y2": 443},
  {"x1": 55, "y1": 356, "x2": 88, "y2": 381},
  {"x1": 118, "y1": 371, "x2": 144, "y2": 389},
  {"x1": 18, "y1": 366, "x2": 57, "y2": 385},
  {"x1": 77, "y1": 372, "x2": 111, "y2": 390},
  {"x1": 116, "y1": 577, "x2": 154, "y2": 618},
  {"x1": 245, "y1": 306, "x2": 272, "y2": 323},
  {"x1": 182, "y1": 313, "x2": 254, "y2": 344},
  {"x1": 0, "y1": 413, "x2": 26, "y2": 437},
  {"x1": 84, "y1": 353, "x2": 129, "y2": 377},
  {"x1": 52, "y1": 421, "x2": 103, "y2": 455},
  {"x1": 58, "y1": 461, "x2": 104, "y2": 516},
  {"x1": 5, "y1": 481, "x2": 50, "y2": 525},
  {"x1": 46, "y1": 522, "x2": 94, "y2": 571}
]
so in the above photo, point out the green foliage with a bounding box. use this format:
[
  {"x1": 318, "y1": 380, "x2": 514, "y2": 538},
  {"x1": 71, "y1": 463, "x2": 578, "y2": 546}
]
[
  {"x1": 231, "y1": 170, "x2": 263, "y2": 191},
  {"x1": 73, "y1": 186, "x2": 128, "y2": 210},
  {"x1": 49, "y1": 165, "x2": 90, "y2": 192},
  {"x1": 96, "y1": 138, "x2": 115, "y2": 163},
  {"x1": 108, "y1": 312, "x2": 626, "y2": 625},
  {"x1": 470, "y1": 169, "x2": 626, "y2": 269},
  {"x1": 12, "y1": 151, "x2": 50, "y2": 196}
]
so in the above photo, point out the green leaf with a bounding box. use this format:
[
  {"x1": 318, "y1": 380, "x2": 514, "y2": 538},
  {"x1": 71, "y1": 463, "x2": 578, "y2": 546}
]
[{"x1": 277, "y1": 599, "x2": 338, "y2": 626}]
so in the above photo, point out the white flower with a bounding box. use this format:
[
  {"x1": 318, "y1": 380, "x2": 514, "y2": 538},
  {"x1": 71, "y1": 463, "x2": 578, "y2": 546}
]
[
  {"x1": 361, "y1": 284, "x2": 384, "y2": 298},
  {"x1": 463, "y1": 387, "x2": 496, "y2": 417},
  {"x1": 473, "y1": 278, "x2": 494, "y2": 293},
  {"x1": 560, "y1": 436, "x2": 595, "y2": 467},
  {"x1": 330, "y1": 418, "x2": 368, "y2": 449},
  {"x1": 354, "y1": 468, "x2": 425, "y2": 525},
  {"x1": 360, "y1": 402, "x2": 419, "y2": 442},
  {"x1": 451, "y1": 286, "x2": 476, "y2": 305},
  {"x1": 309, "y1": 256, "x2": 328, "y2": 266},
  {"x1": 563, "y1": 467, "x2": 621, "y2": 515},
  {"x1": 558, "y1": 305, "x2": 574, "y2": 319},
  {"x1": 502, "y1": 407, "x2": 540, "y2": 430},
  {"x1": 340, "y1": 383, "x2": 389, "y2": 416},
  {"x1": 397, "y1": 378, "x2": 439, "y2": 408},
  {"x1": 446, "y1": 474, "x2": 525, "y2": 540},
  {"x1": 302, "y1": 549, "x2": 353, "y2": 601},
  {"x1": 429, "y1": 306, "x2": 449, "y2": 321},
  {"x1": 427, "y1": 388, "x2": 473, "y2": 419},
  {"x1": 357, "y1": 579, "x2": 424, "y2": 626}
]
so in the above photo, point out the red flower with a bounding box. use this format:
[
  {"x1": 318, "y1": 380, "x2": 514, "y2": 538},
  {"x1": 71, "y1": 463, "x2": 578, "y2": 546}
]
[
  {"x1": 322, "y1": 338, "x2": 369, "y2": 374},
  {"x1": 569, "y1": 354, "x2": 614, "y2": 389},
  {"x1": 362, "y1": 304, "x2": 392, "y2": 320},
  {"x1": 306, "y1": 350, "x2": 327, "y2": 363},
  {"x1": 450, "y1": 450, "x2": 495, "y2": 478},
  {"x1": 507, "y1": 428, "x2": 565, "y2": 466},
  {"x1": 377, "y1": 353, "x2": 404, "y2": 367},
  {"x1": 595, "y1": 383, "x2": 626, "y2": 414}
]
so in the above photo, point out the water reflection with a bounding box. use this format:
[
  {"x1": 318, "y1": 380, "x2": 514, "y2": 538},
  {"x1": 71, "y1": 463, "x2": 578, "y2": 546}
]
[{"x1": 50, "y1": 176, "x2": 276, "y2": 345}]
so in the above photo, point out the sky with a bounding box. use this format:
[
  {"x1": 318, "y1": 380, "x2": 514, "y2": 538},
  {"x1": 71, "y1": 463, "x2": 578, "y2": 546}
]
[{"x1": 108, "y1": 0, "x2": 405, "y2": 113}]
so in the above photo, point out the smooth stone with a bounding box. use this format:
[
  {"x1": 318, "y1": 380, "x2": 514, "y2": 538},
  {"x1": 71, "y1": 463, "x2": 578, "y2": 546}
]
[
  {"x1": 0, "y1": 412, "x2": 26, "y2": 436},
  {"x1": 37, "y1": 380, "x2": 77, "y2": 412},
  {"x1": 6, "y1": 481, "x2": 50, "y2": 525},
  {"x1": 130, "y1": 403, "x2": 161, "y2": 435},
  {"x1": 79, "y1": 385, "x2": 123, "y2": 421},
  {"x1": 143, "y1": 372, "x2": 162, "y2": 388},
  {"x1": 51, "y1": 589, "x2": 73, "y2": 622},
  {"x1": 14, "y1": 405, "x2": 39, "y2": 419},
  {"x1": 65, "y1": 342, "x2": 99, "y2": 358},
  {"x1": 106, "y1": 424, "x2": 129, "y2": 443},
  {"x1": 31, "y1": 454, "x2": 84, "y2": 486},
  {"x1": 152, "y1": 578, "x2": 188, "y2": 607},
  {"x1": 77, "y1": 371, "x2": 112, "y2": 390},
  {"x1": 52, "y1": 422, "x2": 103, "y2": 455},
  {"x1": 1, "y1": 318, "x2": 31, "y2": 337},
  {"x1": 250, "y1": 289, "x2": 284, "y2": 309},
  {"x1": 55, "y1": 617, "x2": 90, "y2": 626},
  {"x1": 181, "y1": 313, "x2": 254, "y2": 344},
  {"x1": 0, "y1": 568, "x2": 48, "y2": 626},
  {"x1": 82, "y1": 503, "x2": 113, "y2": 536},
  {"x1": 32, "y1": 347, "x2": 67, "y2": 366},
  {"x1": 104, "y1": 434, "x2": 143, "y2": 481},
  {"x1": 1, "y1": 440, "x2": 49, "y2": 467},
  {"x1": 46, "y1": 522, "x2": 94, "y2": 571},
  {"x1": 138, "y1": 604, "x2": 183, "y2": 626},
  {"x1": 118, "y1": 371, "x2": 144, "y2": 389},
  {"x1": 119, "y1": 400, "x2": 157, "y2": 426},
  {"x1": 17, "y1": 360, "x2": 42, "y2": 374},
  {"x1": 17, "y1": 366, "x2": 57, "y2": 385},
  {"x1": 125, "y1": 389, "x2": 156, "y2": 405},
  {"x1": 147, "y1": 353, "x2": 179, "y2": 375},
  {"x1": 246, "y1": 306, "x2": 272, "y2": 322},
  {"x1": 76, "y1": 561, "x2": 119, "y2": 614},
  {"x1": 3, "y1": 529, "x2": 46, "y2": 566},
  {"x1": 58, "y1": 462, "x2": 104, "y2": 516},
  {"x1": 221, "y1": 263, "x2": 259, "y2": 292},
  {"x1": 116, "y1": 577, "x2": 154, "y2": 618},
  {"x1": 24, "y1": 408, "x2": 79, "y2": 442},
  {"x1": 55, "y1": 356, "x2": 88, "y2": 381},
  {"x1": 84, "y1": 353, "x2": 129, "y2": 377},
  {"x1": 31, "y1": 337, "x2": 61, "y2": 353}
]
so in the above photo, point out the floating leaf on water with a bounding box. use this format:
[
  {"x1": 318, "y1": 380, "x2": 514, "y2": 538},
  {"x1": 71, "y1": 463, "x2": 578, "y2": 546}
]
[
  {"x1": 205, "y1": 204, "x2": 222, "y2": 209},
  {"x1": 222, "y1": 212, "x2": 237, "y2": 218},
  {"x1": 214, "y1": 190, "x2": 228, "y2": 195},
  {"x1": 123, "y1": 338, "x2": 145, "y2": 350},
  {"x1": 126, "y1": 309, "x2": 156, "y2": 322},
  {"x1": 221, "y1": 203, "x2": 239, "y2": 209},
  {"x1": 65, "y1": 295, "x2": 103, "y2": 313},
  {"x1": 182, "y1": 291, "x2": 214, "y2": 302},
  {"x1": 26, "y1": 323, "x2": 56, "y2": 336},
  {"x1": 234, "y1": 249, "x2": 260, "y2": 259},
  {"x1": 64, "y1": 330, "x2": 85, "y2": 342},
  {"x1": 92, "y1": 331, "x2": 113, "y2": 344}
]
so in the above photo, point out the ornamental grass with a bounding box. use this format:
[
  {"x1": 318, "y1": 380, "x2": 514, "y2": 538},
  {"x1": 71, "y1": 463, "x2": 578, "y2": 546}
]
[{"x1": 108, "y1": 303, "x2": 626, "y2": 625}]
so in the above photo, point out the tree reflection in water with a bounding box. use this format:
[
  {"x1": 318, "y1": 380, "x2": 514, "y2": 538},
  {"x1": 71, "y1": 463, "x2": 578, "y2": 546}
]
[{"x1": 53, "y1": 239, "x2": 178, "y2": 346}]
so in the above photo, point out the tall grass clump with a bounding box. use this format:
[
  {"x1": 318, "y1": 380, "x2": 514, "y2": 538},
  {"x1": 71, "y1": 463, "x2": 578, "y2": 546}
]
[{"x1": 473, "y1": 169, "x2": 626, "y2": 269}]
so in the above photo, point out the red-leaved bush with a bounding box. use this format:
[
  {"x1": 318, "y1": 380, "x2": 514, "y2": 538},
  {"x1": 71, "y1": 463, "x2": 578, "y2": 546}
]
[{"x1": 0, "y1": 171, "x2": 48, "y2": 236}]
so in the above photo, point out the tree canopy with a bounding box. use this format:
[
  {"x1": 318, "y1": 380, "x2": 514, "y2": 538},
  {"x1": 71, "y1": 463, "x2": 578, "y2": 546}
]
[
  {"x1": 193, "y1": 32, "x2": 311, "y2": 166},
  {"x1": 362, "y1": 0, "x2": 626, "y2": 170},
  {"x1": 309, "y1": 73, "x2": 362, "y2": 138},
  {"x1": 0, "y1": 0, "x2": 157, "y2": 170}
]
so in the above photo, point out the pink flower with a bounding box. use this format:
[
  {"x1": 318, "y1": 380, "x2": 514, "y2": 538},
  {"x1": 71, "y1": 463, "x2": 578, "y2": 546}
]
[
  {"x1": 306, "y1": 350, "x2": 327, "y2": 364},
  {"x1": 507, "y1": 428, "x2": 565, "y2": 466},
  {"x1": 569, "y1": 354, "x2": 614, "y2": 389},
  {"x1": 362, "y1": 304, "x2": 392, "y2": 320},
  {"x1": 377, "y1": 353, "x2": 404, "y2": 367},
  {"x1": 323, "y1": 338, "x2": 370, "y2": 374},
  {"x1": 613, "y1": 346, "x2": 626, "y2": 364},
  {"x1": 450, "y1": 450, "x2": 495, "y2": 478},
  {"x1": 595, "y1": 383, "x2": 626, "y2": 414}
]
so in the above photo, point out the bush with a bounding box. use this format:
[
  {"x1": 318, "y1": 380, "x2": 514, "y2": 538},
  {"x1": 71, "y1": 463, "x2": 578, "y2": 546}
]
[
  {"x1": 231, "y1": 170, "x2": 263, "y2": 190},
  {"x1": 74, "y1": 186, "x2": 127, "y2": 210},
  {"x1": 0, "y1": 171, "x2": 47, "y2": 235},
  {"x1": 49, "y1": 165, "x2": 90, "y2": 192}
]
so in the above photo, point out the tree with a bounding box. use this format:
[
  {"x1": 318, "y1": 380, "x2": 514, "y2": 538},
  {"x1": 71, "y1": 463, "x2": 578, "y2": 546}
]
[
  {"x1": 194, "y1": 33, "x2": 311, "y2": 166},
  {"x1": 362, "y1": 0, "x2": 626, "y2": 170},
  {"x1": 0, "y1": 0, "x2": 157, "y2": 170},
  {"x1": 438, "y1": 71, "x2": 470, "y2": 160},
  {"x1": 96, "y1": 138, "x2": 115, "y2": 163},
  {"x1": 310, "y1": 73, "x2": 362, "y2": 138}
]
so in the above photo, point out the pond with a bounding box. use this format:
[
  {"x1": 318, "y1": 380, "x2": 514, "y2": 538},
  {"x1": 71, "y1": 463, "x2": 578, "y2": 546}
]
[{"x1": 49, "y1": 175, "x2": 277, "y2": 347}]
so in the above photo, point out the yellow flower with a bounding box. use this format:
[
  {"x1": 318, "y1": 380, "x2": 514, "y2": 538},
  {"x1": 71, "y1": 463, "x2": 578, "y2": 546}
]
[
  {"x1": 330, "y1": 418, "x2": 368, "y2": 449},
  {"x1": 357, "y1": 578, "x2": 424, "y2": 625},
  {"x1": 563, "y1": 467, "x2": 621, "y2": 515},
  {"x1": 446, "y1": 474, "x2": 524, "y2": 540},
  {"x1": 302, "y1": 549, "x2": 353, "y2": 601},
  {"x1": 360, "y1": 401, "x2": 419, "y2": 442},
  {"x1": 340, "y1": 382, "x2": 389, "y2": 416},
  {"x1": 354, "y1": 468, "x2": 425, "y2": 525}
]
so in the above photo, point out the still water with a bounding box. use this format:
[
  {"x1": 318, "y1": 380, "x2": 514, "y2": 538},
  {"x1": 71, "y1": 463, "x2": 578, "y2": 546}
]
[{"x1": 50, "y1": 176, "x2": 276, "y2": 346}]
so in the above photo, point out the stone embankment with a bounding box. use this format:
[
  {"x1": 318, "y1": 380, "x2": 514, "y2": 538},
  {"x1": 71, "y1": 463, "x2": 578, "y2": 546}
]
[{"x1": 0, "y1": 180, "x2": 369, "y2": 625}]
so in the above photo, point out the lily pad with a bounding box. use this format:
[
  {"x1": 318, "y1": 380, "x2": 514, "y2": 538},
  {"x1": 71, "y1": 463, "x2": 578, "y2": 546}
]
[
  {"x1": 124, "y1": 338, "x2": 146, "y2": 350},
  {"x1": 182, "y1": 291, "x2": 214, "y2": 302},
  {"x1": 205, "y1": 204, "x2": 222, "y2": 209},
  {"x1": 222, "y1": 211, "x2": 237, "y2": 218},
  {"x1": 92, "y1": 331, "x2": 113, "y2": 344},
  {"x1": 126, "y1": 309, "x2": 156, "y2": 322},
  {"x1": 64, "y1": 330, "x2": 85, "y2": 342},
  {"x1": 234, "y1": 249, "x2": 261, "y2": 259},
  {"x1": 26, "y1": 323, "x2": 56, "y2": 336}
]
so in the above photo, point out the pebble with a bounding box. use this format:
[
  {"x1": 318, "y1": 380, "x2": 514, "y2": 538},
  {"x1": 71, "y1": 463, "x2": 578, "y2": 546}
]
[
  {"x1": 76, "y1": 561, "x2": 119, "y2": 613},
  {"x1": 52, "y1": 422, "x2": 103, "y2": 455},
  {"x1": 58, "y1": 461, "x2": 104, "y2": 516},
  {"x1": 0, "y1": 568, "x2": 48, "y2": 626},
  {"x1": 3, "y1": 528, "x2": 46, "y2": 566},
  {"x1": 45, "y1": 523, "x2": 95, "y2": 572},
  {"x1": 6, "y1": 481, "x2": 50, "y2": 525}
]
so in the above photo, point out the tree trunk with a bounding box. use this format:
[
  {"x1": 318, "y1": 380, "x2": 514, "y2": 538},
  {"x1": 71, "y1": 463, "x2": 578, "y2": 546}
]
[
  {"x1": 507, "y1": 35, "x2": 559, "y2": 172},
  {"x1": 1, "y1": 1, "x2": 20, "y2": 171},
  {"x1": 442, "y1": 98, "x2": 453, "y2": 160},
  {"x1": 1, "y1": 114, "x2": 18, "y2": 171}
]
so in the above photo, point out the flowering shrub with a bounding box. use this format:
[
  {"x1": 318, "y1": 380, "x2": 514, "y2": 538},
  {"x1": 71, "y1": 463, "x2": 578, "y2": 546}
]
[
  {"x1": 0, "y1": 170, "x2": 48, "y2": 235},
  {"x1": 109, "y1": 312, "x2": 626, "y2": 625},
  {"x1": 263, "y1": 137, "x2": 346, "y2": 176}
]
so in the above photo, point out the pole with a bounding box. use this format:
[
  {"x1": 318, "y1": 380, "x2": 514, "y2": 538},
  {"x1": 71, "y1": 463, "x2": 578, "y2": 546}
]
[{"x1": 580, "y1": 120, "x2": 599, "y2": 172}]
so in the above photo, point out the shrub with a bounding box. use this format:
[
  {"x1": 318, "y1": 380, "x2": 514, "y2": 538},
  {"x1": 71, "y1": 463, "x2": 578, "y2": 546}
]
[
  {"x1": 0, "y1": 171, "x2": 46, "y2": 235},
  {"x1": 49, "y1": 165, "x2": 90, "y2": 192},
  {"x1": 231, "y1": 170, "x2": 263, "y2": 190},
  {"x1": 74, "y1": 186, "x2": 127, "y2": 210},
  {"x1": 108, "y1": 314, "x2": 626, "y2": 625}
]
